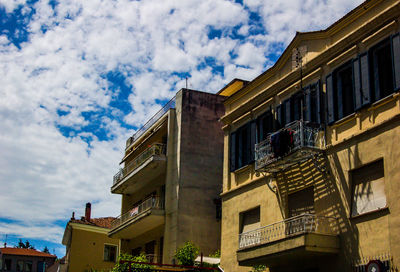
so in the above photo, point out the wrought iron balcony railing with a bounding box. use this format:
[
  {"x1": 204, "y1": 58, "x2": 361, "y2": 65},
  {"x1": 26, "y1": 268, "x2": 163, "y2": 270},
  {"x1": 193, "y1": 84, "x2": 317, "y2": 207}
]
[
  {"x1": 255, "y1": 120, "x2": 325, "y2": 171},
  {"x1": 113, "y1": 143, "x2": 166, "y2": 186},
  {"x1": 238, "y1": 214, "x2": 338, "y2": 250},
  {"x1": 126, "y1": 96, "x2": 176, "y2": 147},
  {"x1": 110, "y1": 196, "x2": 164, "y2": 230}
]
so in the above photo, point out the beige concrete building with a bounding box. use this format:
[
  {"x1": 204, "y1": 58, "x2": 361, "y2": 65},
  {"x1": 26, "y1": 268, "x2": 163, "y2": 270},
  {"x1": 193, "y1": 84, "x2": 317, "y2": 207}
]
[
  {"x1": 219, "y1": 0, "x2": 400, "y2": 271},
  {"x1": 109, "y1": 88, "x2": 224, "y2": 264}
]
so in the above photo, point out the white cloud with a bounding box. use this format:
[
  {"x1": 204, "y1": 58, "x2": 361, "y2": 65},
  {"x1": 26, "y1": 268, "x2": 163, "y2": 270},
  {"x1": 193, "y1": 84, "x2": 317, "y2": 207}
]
[{"x1": 0, "y1": 0, "x2": 364, "y2": 248}]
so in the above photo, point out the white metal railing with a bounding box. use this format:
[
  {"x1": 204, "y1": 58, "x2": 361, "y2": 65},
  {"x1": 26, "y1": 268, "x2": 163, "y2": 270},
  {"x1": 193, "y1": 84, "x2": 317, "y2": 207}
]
[
  {"x1": 238, "y1": 214, "x2": 338, "y2": 249},
  {"x1": 126, "y1": 96, "x2": 176, "y2": 148},
  {"x1": 110, "y1": 196, "x2": 164, "y2": 230},
  {"x1": 255, "y1": 120, "x2": 325, "y2": 171},
  {"x1": 113, "y1": 143, "x2": 166, "y2": 186}
]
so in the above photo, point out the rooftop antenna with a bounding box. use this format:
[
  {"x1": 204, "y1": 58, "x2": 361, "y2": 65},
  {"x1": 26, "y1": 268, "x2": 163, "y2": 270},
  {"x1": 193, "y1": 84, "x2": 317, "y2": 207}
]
[{"x1": 185, "y1": 77, "x2": 188, "y2": 89}]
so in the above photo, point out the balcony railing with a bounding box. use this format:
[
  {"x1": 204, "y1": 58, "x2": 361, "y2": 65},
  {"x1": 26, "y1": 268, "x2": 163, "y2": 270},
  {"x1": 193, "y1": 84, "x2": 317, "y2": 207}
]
[
  {"x1": 126, "y1": 96, "x2": 176, "y2": 147},
  {"x1": 255, "y1": 120, "x2": 325, "y2": 171},
  {"x1": 111, "y1": 196, "x2": 164, "y2": 230},
  {"x1": 238, "y1": 214, "x2": 338, "y2": 250},
  {"x1": 113, "y1": 143, "x2": 166, "y2": 186}
]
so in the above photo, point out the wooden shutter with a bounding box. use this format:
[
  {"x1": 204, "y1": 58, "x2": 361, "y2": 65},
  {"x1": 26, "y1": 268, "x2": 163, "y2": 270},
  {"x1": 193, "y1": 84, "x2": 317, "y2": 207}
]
[
  {"x1": 315, "y1": 81, "x2": 322, "y2": 123},
  {"x1": 230, "y1": 132, "x2": 236, "y2": 172},
  {"x1": 353, "y1": 57, "x2": 362, "y2": 110},
  {"x1": 249, "y1": 122, "x2": 256, "y2": 163},
  {"x1": 326, "y1": 74, "x2": 335, "y2": 124},
  {"x1": 284, "y1": 98, "x2": 291, "y2": 125},
  {"x1": 304, "y1": 86, "x2": 311, "y2": 121},
  {"x1": 360, "y1": 53, "x2": 371, "y2": 106},
  {"x1": 336, "y1": 72, "x2": 344, "y2": 120},
  {"x1": 276, "y1": 105, "x2": 282, "y2": 128},
  {"x1": 392, "y1": 33, "x2": 400, "y2": 91}
]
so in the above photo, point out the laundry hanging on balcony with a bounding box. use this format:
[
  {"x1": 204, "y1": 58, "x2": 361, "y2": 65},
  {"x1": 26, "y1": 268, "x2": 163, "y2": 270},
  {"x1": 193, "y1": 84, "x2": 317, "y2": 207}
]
[{"x1": 271, "y1": 129, "x2": 294, "y2": 158}]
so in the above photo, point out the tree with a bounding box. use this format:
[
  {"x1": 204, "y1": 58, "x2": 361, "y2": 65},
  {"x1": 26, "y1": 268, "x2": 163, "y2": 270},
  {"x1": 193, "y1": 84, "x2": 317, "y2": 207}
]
[
  {"x1": 43, "y1": 246, "x2": 50, "y2": 253},
  {"x1": 174, "y1": 241, "x2": 199, "y2": 266},
  {"x1": 15, "y1": 239, "x2": 35, "y2": 250}
]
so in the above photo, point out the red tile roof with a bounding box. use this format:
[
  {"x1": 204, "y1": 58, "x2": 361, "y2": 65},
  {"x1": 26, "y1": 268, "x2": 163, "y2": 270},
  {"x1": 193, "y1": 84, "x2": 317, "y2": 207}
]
[
  {"x1": 0, "y1": 248, "x2": 56, "y2": 258},
  {"x1": 70, "y1": 216, "x2": 115, "y2": 229}
]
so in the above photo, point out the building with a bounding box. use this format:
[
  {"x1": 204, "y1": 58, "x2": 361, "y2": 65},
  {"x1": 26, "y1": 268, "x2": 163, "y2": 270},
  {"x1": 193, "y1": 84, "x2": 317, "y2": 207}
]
[
  {"x1": 109, "y1": 88, "x2": 225, "y2": 263},
  {"x1": 219, "y1": 0, "x2": 400, "y2": 271},
  {"x1": 61, "y1": 203, "x2": 119, "y2": 272},
  {"x1": 0, "y1": 247, "x2": 56, "y2": 272}
]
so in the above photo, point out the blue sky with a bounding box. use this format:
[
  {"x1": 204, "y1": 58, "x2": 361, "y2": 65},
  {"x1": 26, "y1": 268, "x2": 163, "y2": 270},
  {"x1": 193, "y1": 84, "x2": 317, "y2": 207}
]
[{"x1": 0, "y1": 0, "x2": 363, "y2": 258}]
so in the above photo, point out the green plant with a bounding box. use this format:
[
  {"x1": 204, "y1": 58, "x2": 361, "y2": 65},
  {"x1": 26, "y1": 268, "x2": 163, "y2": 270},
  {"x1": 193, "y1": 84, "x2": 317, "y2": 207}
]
[
  {"x1": 111, "y1": 253, "x2": 153, "y2": 272},
  {"x1": 249, "y1": 264, "x2": 266, "y2": 272},
  {"x1": 209, "y1": 250, "x2": 220, "y2": 258},
  {"x1": 174, "y1": 241, "x2": 199, "y2": 266}
]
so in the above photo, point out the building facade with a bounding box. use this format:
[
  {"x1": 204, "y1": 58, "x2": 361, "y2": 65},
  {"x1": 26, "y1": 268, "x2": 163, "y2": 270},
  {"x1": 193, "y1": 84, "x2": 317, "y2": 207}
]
[
  {"x1": 109, "y1": 88, "x2": 225, "y2": 264},
  {"x1": 220, "y1": 0, "x2": 400, "y2": 271},
  {"x1": 62, "y1": 203, "x2": 119, "y2": 272},
  {"x1": 0, "y1": 248, "x2": 56, "y2": 272}
]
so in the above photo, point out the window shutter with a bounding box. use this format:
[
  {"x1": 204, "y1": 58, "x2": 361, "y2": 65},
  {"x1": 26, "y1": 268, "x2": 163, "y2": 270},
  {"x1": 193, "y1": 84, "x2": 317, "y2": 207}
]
[
  {"x1": 276, "y1": 105, "x2": 282, "y2": 128},
  {"x1": 326, "y1": 74, "x2": 335, "y2": 124},
  {"x1": 392, "y1": 34, "x2": 400, "y2": 91},
  {"x1": 304, "y1": 86, "x2": 311, "y2": 122},
  {"x1": 353, "y1": 57, "x2": 362, "y2": 110},
  {"x1": 230, "y1": 132, "x2": 236, "y2": 172},
  {"x1": 315, "y1": 81, "x2": 322, "y2": 123},
  {"x1": 336, "y1": 73, "x2": 344, "y2": 120},
  {"x1": 284, "y1": 98, "x2": 291, "y2": 125},
  {"x1": 249, "y1": 121, "x2": 256, "y2": 163},
  {"x1": 360, "y1": 53, "x2": 371, "y2": 106}
]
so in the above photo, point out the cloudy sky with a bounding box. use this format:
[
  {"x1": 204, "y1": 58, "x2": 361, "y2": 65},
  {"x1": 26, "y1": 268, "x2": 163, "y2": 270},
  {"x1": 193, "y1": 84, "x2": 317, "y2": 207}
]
[{"x1": 0, "y1": 0, "x2": 363, "y2": 257}]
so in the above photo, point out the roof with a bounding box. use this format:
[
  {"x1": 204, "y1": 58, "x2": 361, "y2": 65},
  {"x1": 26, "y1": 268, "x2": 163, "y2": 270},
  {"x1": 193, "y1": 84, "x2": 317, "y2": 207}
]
[
  {"x1": 0, "y1": 248, "x2": 56, "y2": 258},
  {"x1": 70, "y1": 216, "x2": 115, "y2": 229}
]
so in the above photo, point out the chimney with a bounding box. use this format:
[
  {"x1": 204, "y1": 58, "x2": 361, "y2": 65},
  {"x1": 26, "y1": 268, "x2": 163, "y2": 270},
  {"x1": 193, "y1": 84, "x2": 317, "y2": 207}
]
[
  {"x1": 71, "y1": 212, "x2": 75, "y2": 220},
  {"x1": 4, "y1": 242, "x2": 6, "y2": 248},
  {"x1": 85, "y1": 203, "x2": 91, "y2": 221}
]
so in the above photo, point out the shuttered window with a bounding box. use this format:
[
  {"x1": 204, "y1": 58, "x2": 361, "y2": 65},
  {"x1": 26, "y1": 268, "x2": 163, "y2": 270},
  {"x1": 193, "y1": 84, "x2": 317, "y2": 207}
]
[
  {"x1": 230, "y1": 121, "x2": 256, "y2": 171},
  {"x1": 304, "y1": 81, "x2": 322, "y2": 123},
  {"x1": 351, "y1": 160, "x2": 386, "y2": 217},
  {"x1": 335, "y1": 61, "x2": 355, "y2": 119},
  {"x1": 257, "y1": 109, "x2": 273, "y2": 142},
  {"x1": 392, "y1": 33, "x2": 400, "y2": 90},
  {"x1": 240, "y1": 207, "x2": 261, "y2": 233}
]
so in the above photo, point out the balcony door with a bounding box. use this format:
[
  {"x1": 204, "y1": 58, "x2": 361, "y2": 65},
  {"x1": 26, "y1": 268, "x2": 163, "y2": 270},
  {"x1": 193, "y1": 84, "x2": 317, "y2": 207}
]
[{"x1": 287, "y1": 187, "x2": 314, "y2": 235}]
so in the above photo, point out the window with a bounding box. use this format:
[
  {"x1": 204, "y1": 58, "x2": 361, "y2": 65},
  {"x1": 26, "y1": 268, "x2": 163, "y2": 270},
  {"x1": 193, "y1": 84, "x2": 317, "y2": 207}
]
[
  {"x1": 230, "y1": 122, "x2": 256, "y2": 171},
  {"x1": 304, "y1": 82, "x2": 322, "y2": 123},
  {"x1": 25, "y1": 261, "x2": 32, "y2": 272},
  {"x1": 351, "y1": 160, "x2": 386, "y2": 217},
  {"x1": 256, "y1": 109, "x2": 273, "y2": 142},
  {"x1": 104, "y1": 244, "x2": 117, "y2": 262},
  {"x1": 4, "y1": 259, "x2": 11, "y2": 271},
  {"x1": 17, "y1": 260, "x2": 24, "y2": 272},
  {"x1": 239, "y1": 207, "x2": 261, "y2": 248},
  {"x1": 288, "y1": 187, "x2": 315, "y2": 217},
  {"x1": 370, "y1": 38, "x2": 395, "y2": 100}
]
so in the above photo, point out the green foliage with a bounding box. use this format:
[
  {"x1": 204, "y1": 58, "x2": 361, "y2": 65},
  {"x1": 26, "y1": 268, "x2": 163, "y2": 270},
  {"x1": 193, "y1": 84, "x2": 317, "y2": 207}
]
[
  {"x1": 249, "y1": 264, "x2": 266, "y2": 272},
  {"x1": 209, "y1": 250, "x2": 220, "y2": 258},
  {"x1": 174, "y1": 241, "x2": 199, "y2": 266},
  {"x1": 42, "y1": 246, "x2": 50, "y2": 253},
  {"x1": 111, "y1": 253, "x2": 153, "y2": 272},
  {"x1": 15, "y1": 239, "x2": 35, "y2": 250}
]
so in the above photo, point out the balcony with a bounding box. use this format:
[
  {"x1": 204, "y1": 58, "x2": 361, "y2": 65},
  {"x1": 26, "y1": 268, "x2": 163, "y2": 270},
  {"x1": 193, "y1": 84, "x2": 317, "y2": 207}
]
[
  {"x1": 237, "y1": 214, "x2": 340, "y2": 267},
  {"x1": 109, "y1": 196, "x2": 165, "y2": 239},
  {"x1": 255, "y1": 120, "x2": 325, "y2": 173},
  {"x1": 112, "y1": 143, "x2": 166, "y2": 194}
]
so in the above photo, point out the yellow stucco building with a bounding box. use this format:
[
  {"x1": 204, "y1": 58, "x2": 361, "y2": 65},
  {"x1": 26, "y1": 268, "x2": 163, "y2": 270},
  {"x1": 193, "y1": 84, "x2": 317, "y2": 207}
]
[
  {"x1": 109, "y1": 88, "x2": 224, "y2": 264},
  {"x1": 219, "y1": 0, "x2": 400, "y2": 271},
  {"x1": 62, "y1": 203, "x2": 119, "y2": 272}
]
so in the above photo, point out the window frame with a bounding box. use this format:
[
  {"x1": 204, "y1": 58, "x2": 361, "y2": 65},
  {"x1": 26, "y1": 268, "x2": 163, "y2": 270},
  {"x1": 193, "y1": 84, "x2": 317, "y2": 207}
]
[{"x1": 104, "y1": 244, "x2": 118, "y2": 262}]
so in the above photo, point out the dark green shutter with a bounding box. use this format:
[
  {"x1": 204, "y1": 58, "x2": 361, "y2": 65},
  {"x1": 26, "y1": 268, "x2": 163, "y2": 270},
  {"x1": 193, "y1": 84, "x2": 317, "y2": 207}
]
[
  {"x1": 315, "y1": 81, "x2": 321, "y2": 123},
  {"x1": 336, "y1": 72, "x2": 344, "y2": 120},
  {"x1": 360, "y1": 53, "x2": 371, "y2": 106},
  {"x1": 230, "y1": 132, "x2": 236, "y2": 172},
  {"x1": 326, "y1": 74, "x2": 335, "y2": 124},
  {"x1": 304, "y1": 86, "x2": 311, "y2": 121},
  {"x1": 276, "y1": 105, "x2": 282, "y2": 128},
  {"x1": 249, "y1": 121, "x2": 256, "y2": 163},
  {"x1": 353, "y1": 57, "x2": 362, "y2": 110},
  {"x1": 392, "y1": 33, "x2": 400, "y2": 91},
  {"x1": 284, "y1": 98, "x2": 291, "y2": 125}
]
